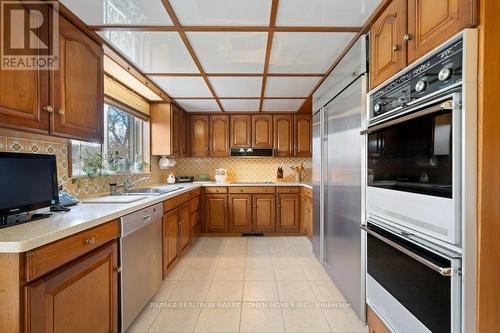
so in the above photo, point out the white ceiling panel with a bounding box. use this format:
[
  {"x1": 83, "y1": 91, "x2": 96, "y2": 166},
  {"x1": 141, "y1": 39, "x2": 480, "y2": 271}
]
[
  {"x1": 175, "y1": 99, "x2": 221, "y2": 112},
  {"x1": 99, "y1": 31, "x2": 198, "y2": 73},
  {"x1": 187, "y1": 32, "x2": 268, "y2": 73},
  {"x1": 61, "y1": 0, "x2": 173, "y2": 25},
  {"x1": 276, "y1": 0, "x2": 382, "y2": 27},
  {"x1": 220, "y1": 99, "x2": 260, "y2": 112},
  {"x1": 265, "y1": 77, "x2": 321, "y2": 97},
  {"x1": 150, "y1": 77, "x2": 212, "y2": 97},
  {"x1": 262, "y1": 99, "x2": 305, "y2": 112},
  {"x1": 170, "y1": 0, "x2": 272, "y2": 26},
  {"x1": 210, "y1": 77, "x2": 262, "y2": 97},
  {"x1": 269, "y1": 32, "x2": 355, "y2": 73}
]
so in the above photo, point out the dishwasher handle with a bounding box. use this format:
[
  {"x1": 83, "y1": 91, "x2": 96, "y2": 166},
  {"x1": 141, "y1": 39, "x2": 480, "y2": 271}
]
[{"x1": 142, "y1": 215, "x2": 152, "y2": 223}]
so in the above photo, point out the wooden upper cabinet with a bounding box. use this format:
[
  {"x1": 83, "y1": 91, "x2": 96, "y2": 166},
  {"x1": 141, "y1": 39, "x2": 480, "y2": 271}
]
[
  {"x1": 277, "y1": 193, "x2": 300, "y2": 233},
  {"x1": 189, "y1": 115, "x2": 210, "y2": 157},
  {"x1": 370, "y1": 0, "x2": 407, "y2": 89},
  {"x1": 204, "y1": 194, "x2": 228, "y2": 233},
  {"x1": 170, "y1": 106, "x2": 181, "y2": 156},
  {"x1": 151, "y1": 103, "x2": 176, "y2": 156},
  {"x1": 228, "y1": 194, "x2": 252, "y2": 233},
  {"x1": 28, "y1": 241, "x2": 118, "y2": 333},
  {"x1": 294, "y1": 115, "x2": 312, "y2": 157},
  {"x1": 51, "y1": 16, "x2": 103, "y2": 143},
  {"x1": 253, "y1": 194, "x2": 276, "y2": 233},
  {"x1": 210, "y1": 115, "x2": 229, "y2": 157},
  {"x1": 407, "y1": 0, "x2": 477, "y2": 63},
  {"x1": 179, "y1": 110, "x2": 187, "y2": 157},
  {"x1": 230, "y1": 115, "x2": 252, "y2": 148},
  {"x1": 274, "y1": 115, "x2": 294, "y2": 157},
  {"x1": 252, "y1": 115, "x2": 273, "y2": 148}
]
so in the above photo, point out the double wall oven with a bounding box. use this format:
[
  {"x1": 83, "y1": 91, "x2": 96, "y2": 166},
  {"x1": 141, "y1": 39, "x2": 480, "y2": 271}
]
[{"x1": 362, "y1": 30, "x2": 477, "y2": 333}]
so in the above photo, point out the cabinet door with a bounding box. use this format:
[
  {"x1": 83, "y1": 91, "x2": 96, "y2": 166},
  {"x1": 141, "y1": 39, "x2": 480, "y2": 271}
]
[
  {"x1": 179, "y1": 202, "x2": 191, "y2": 252},
  {"x1": 190, "y1": 115, "x2": 210, "y2": 157},
  {"x1": 0, "y1": 3, "x2": 50, "y2": 134},
  {"x1": 230, "y1": 115, "x2": 252, "y2": 148},
  {"x1": 204, "y1": 194, "x2": 228, "y2": 233},
  {"x1": 294, "y1": 114, "x2": 312, "y2": 157},
  {"x1": 51, "y1": 16, "x2": 103, "y2": 142},
  {"x1": 253, "y1": 194, "x2": 276, "y2": 233},
  {"x1": 229, "y1": 194, "x2": 252, "y2": 233},
  {"x1": 28, "y1": 241, "x2": 118, "y2": 333},
  {"x1": 305, "y1": 196, "x2": 313, "y2": 239},
  {"x1": 369, "y1": 0, "x2": 407, "y2": 88},
  {"x1": 179, "y1": 110, "x2": 187, "y2": 157},
  {"x1": 210, "y1": 115, "x2": 229, "y2": 157},
  {"x1": 171, "y1": 106, "x2": 181, "y2": 156},
  {"x1": 163, "y1": 209, "x2": 179, "y2": 274},
  {"x1": 368, "y1": 307, "x2": 391, "y2": 333},
  {"x1": 252, "y1": 115, "x2": 273, "y2": 148},
  {"x1": 407, "y1": 0, "x2": 476, "y2": 64},
  {"x1": 277, "y1": 194, "x2": 300, "y2": 233},
  {"x1": 274, "y1": 115, "x2": 294, "y2": 157}
]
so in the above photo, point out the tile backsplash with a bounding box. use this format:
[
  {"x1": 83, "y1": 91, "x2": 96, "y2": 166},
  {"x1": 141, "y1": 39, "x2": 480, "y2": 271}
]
[{"x1": 0, "y1": 133, "x2": 311, "y2": 197}]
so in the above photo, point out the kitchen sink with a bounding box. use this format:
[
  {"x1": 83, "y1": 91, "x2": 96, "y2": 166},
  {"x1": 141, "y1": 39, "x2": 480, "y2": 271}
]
[{"x1": 122, "y1": 187, "x2": 183, "y2": 196}]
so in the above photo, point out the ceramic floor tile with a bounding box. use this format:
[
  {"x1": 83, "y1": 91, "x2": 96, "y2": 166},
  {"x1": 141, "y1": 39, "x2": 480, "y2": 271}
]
[
  {"x1": 168, "y1": 280, "x2": 211, "y2": 301},
  {"x1": 194, "y1": 307, "x2": 241, "y2": 333},
  {"x1": 190, "y1": 255, "x2": 220, "y2": 267},
  {"x1": 245, "y1": 265, "x2": 276, "y2": 281},
  {"x1": 218, "y1": 254, "x2": 246, "y2": 266},
  {"x1": 282, "y1": 308, "x2": 331, "y2": 333},
  {"x1": 182, "y1": 265, "x2": 217, "y2": 281},
  {"x1": 272, "y1": 255, "x2": 299, "y2": 266},
  {"x1": 205, "y1": 280, "x2": 243, "y2": 301},
  {"x1": 295, "y1": 255, "x2": 322, "y2": 266},
  {"x1": 309, "y1": 280, "x2": 346, "y2": 303},
  {"x1": 148, "y1": 307, "x2": 201, "y2": 332},
  {"x1": 302, "y1": 265, "x2": 331, "y2": 281},
  {"x1": 274, "y1": 266, "x2": 307, "y2": 281},
  {"x1": 152, "y1": 281, "x2": 178, "y2": 302},
  {"x1": 270, "y1": 245, "x2": 294, "y2": 255},
  {"x1": 247, "y1": 244, "x2": 271, "y2": 254},
  {"x1": 222, "y1": 245, "x2": 247, "y2": 254},
  {"x1": 246, "y1": 254, "x2": 273, "y2": 266},
  {"x1": 164, "y1": 264, "x2": 189, "y2": 281},
  {"x1": 243, "y1": 280, "x2": 280, "y2": 302},
  {"x1": 292, "y1": 246, "x2": 315, "y2": 256},
  {"x1": 276, "y1": 280, "x2": 317, "y2": 303},
  {"x1": 213, "y1": 265, "x2": 245, "y2": 281},
  {"x1": 126, "y1": 305, "x2": 161, "y2": 333},
  {"x1": 240, "y1": 306, "x2": 285, "y2": 333},
  {"x1": 323, "y1": 308, "x2": 367, "y2": 333}
]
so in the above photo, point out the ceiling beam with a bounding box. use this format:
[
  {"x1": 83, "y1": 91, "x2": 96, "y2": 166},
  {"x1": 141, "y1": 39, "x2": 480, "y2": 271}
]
[
  {"x1": 145, "y1": 72, "x2": 324, "y2": 77},
  {"x1": 160, "y1": 0, "x2": 225, "y2": 111},
  {"x1": 89, "y1": 25, "x2": 361, "y2": 33},
  {"x1": 172, "y1": 96, "x2": 307, "y2": 100},
  {"x1": 259, "y1": 0, "x2": 280, "y2": 112}
]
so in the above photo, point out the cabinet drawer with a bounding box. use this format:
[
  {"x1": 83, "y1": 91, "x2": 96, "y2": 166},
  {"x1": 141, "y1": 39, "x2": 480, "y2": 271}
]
[
  {"x1": 164, "y1": 192, "x2": 191, "y2": 212},
  {"x1": 190, "y1": 188, "x2": 201, "y2": 198},
  {"x1": 302, "y1": 187, "x2": 313, "y2": 198},
  {"x1": 25, "y1": 220, "x2": 119, "y2": 281},
  {"x1": 205, "y1": 187, "x2": 228, "y2": 194},
  {"x1": 190, "y1": 197, "x2": 200, "y2": 213},
  {"x1": 228, "y1": 186, "x2": 275, "y2": 194},
  {"x1": 277, "y1": 186, "x2": 300, "y2": 194}
]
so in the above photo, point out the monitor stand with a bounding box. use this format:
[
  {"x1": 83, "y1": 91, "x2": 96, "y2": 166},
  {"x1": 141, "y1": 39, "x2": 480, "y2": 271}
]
[{"x1": 0, "y1": 212, "x2": 52, "y2": 229}]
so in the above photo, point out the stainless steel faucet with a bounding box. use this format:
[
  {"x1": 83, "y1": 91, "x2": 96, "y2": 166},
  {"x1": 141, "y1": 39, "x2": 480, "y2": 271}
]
[{"x1": 123, "y1": 176, "x2": 150, "y2": 192}]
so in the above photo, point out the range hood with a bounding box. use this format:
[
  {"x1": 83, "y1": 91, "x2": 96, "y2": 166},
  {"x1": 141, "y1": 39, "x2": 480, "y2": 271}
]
[{"x1": 230, "y1": 148, "x2": 273, "y2": 157}]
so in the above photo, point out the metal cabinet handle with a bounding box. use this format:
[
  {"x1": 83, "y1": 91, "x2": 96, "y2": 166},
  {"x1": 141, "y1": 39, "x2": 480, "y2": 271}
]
[
  {"x1": 403, "y1": 33, "x2": 412, "y2": 41},
  {"x1": 360, "y1": 225, "x2": 455, "y2": 276},
  {"x1": 56, "y1": 108, "x2": 65, "y2": 116},
  {"x1": 85, "y1": 237, "x2": 95, "y2": 245},
  {"x1": 393, "y1": 44, "x2": 401, "y2": 52},
  {"x1": 113, "y1": 267, "x2": 122, "y2": 274},
  {"x1": 42, "y1": 105, "x2": 54, "y2": 113}
]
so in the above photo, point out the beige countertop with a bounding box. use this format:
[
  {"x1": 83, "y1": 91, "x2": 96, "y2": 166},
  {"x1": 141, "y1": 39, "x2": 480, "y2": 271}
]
[{"x1": 0, "y1": 182, "x2": 312, "y2": 253}]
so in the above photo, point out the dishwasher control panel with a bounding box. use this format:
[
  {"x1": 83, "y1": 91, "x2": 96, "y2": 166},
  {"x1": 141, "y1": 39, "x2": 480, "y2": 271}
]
[{"x1": 120, "y1": 203, "x2": 163, "y2": 238}]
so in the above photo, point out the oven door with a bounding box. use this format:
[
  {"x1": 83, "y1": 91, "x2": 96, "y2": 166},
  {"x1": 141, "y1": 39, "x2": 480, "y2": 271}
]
[
  {"x1": 363, "y1": 223, "x2": 461, "y2": 333},
  {"x1": 364, "y1": 92, "x2": 462, "y2": 246}
]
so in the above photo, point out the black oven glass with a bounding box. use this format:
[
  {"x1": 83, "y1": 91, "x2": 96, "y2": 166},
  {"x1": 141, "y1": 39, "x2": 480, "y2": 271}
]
[
  {"x1": 368, "y1": 109, "x2": 453, "y2": 198},
  {"x1": 367, "y1": 225, "x2": 451, "y2": 333}
]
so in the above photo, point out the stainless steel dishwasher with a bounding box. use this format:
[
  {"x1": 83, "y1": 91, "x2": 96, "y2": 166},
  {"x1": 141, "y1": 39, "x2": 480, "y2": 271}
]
[{"x1": 120, "y1": 203, "x2": 163, "y2": 332}]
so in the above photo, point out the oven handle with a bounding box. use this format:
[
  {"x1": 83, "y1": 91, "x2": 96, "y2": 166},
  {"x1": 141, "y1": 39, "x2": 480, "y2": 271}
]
[
  {"x1": 360, "y1": 224, "x2": 455, "y2": 276},
  {"x1": 361, "y1": 100, "x2": 454, "y2": 134}
]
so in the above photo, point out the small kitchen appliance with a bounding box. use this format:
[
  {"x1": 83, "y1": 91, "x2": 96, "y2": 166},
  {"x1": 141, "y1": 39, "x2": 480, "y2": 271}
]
[
  {"x1": 215, "y1": 168, "x2": 227, "y2": 183},
  {"x1": 175, "y1": 176, "x2": 194, "y2": 183}
]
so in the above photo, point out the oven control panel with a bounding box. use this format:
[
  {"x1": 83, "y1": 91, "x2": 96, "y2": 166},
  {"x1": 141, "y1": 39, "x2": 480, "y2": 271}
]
[{"x1": 369, "y1": 38, "x2": 463, "y2": 122}]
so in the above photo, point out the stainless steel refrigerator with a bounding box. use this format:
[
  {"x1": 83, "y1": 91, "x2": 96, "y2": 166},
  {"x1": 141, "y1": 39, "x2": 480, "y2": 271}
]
[{"x1": 312, "y1": 35, "x2": 367, "y2": 322}]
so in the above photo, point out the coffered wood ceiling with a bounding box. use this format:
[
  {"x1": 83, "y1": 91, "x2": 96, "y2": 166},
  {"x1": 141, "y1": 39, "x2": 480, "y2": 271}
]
[{"x1": 61, "y1": 0, "x2": 382, "y2": 112}]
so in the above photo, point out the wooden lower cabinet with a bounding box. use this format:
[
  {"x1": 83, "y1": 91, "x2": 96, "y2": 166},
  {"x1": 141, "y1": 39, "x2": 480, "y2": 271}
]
[
  {"x1": 277, "y1": 193, "x2": 300, "y2": 233},
  {"x1": 229, "y1": 194, "x2": 252, "y2": 232},
  {"x1": 27, "y1": 241, "x2": 118, "y2": 333},
  {"x1": 253, "y1": 194, "x2": 276, "y2": 233},
  {"x1": 163, "y1": 209, "x2": 179, "y2": 275},
  {"x1": 179, "y1": 202, "x2": 191, "y2": 253},
  {"x1": 204, "y1": 194, "x2": 228, "y2": 233},
  {"x1": 368, "y1": 307, "x2": 391, "y2": 333}
]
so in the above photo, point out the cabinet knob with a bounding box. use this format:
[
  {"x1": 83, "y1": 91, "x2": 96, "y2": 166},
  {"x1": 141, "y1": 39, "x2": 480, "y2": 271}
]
[
  {"x1": 42, "y1": 105, "x2": 54, "y2": 113},
  {"x1": 393, "y1": 44, "x2": 401, "y2": 52},
  {"x1": 56, "y1": 108, "x2": 65, "y2": 116},
  {"x1": 403, "y1": 33, "x2": 412, "y2": 41},
  {"x1": 113, "y1": 267, "x2": 122, "y2": 274},
  {"x1": 85, "y1": 237, "x2": 95, "y2": 245}
]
